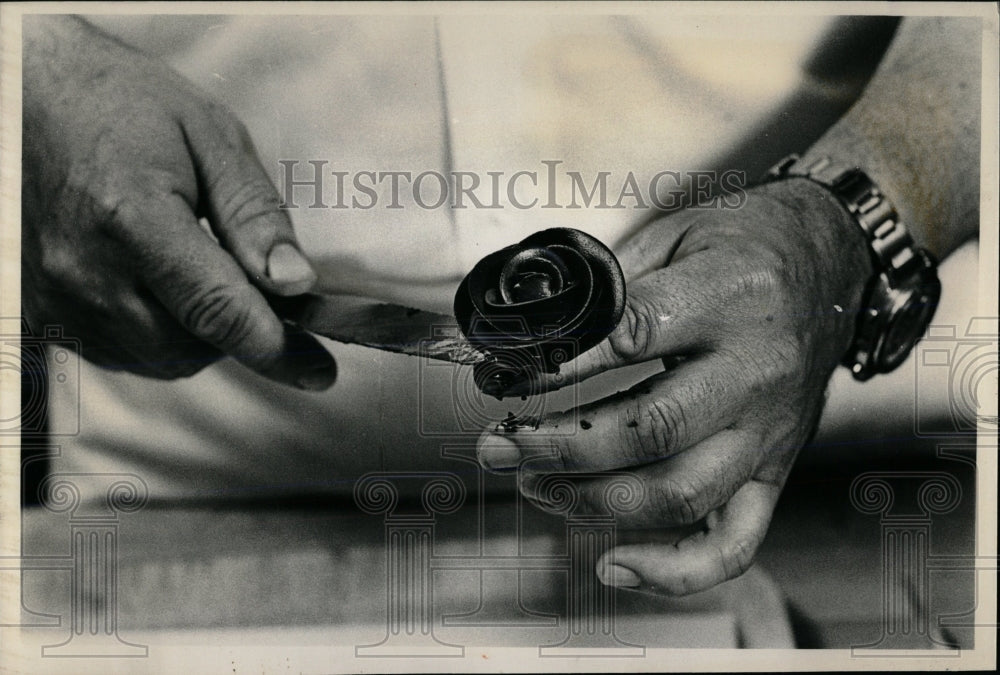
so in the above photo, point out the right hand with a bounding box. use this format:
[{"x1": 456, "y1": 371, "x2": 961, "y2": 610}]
[{"x1": 21, "y1": 16, "x2": 336, "y2": 389}]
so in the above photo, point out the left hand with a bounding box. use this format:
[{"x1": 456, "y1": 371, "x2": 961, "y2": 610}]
[{"x1": 476, "y1": 177, "x2": 873, "y2": 595}]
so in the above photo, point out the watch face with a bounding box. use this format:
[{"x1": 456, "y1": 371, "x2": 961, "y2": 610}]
[{"x1": 878, "y1": 276, "x2": 942, "y2": 371}]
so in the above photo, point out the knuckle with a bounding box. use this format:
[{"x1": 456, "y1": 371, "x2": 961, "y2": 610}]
[
  {"x1": 179, "y1": 284, "x2": 266, "y2": 358},
  {"x1": 546, "y1": 435, "x2": 573, "y2": 472},
  {"x1": 607, "y1": 296, "x2": 657, "y2": 362},
  {"x1": 88, "y1": 186, "x2": 130, "y2": 228},
  {"x1": 738, "y1": 244, "x2": 786, "y2": 288},
  {"x1": 727, "y1": 250, "x2": 794, "y2": 311},
  {"x1": 215, "y1": 178, "x2": 282, "y2": 229},
  {"x1": 720, "y1": 534, "x2": 760, "y2": 581},
  {"x1": 650, "y1": 476, "x2": 704, "y2": 526},
  {"x1": 742, "y1": 256, "x2": 783, "y2": 291},
  {"x1": 58, "y1": 173, "x2": 127, "y2": 236},
  {"x1": 622, "y1": 396, "x2": 684, "y2": 462}
]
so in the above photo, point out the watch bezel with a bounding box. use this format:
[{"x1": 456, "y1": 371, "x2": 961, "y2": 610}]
[{"x1": 846, "y1": 248, "x2": 941, "y2": 380}]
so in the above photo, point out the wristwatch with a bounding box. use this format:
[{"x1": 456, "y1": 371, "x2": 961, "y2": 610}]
[{"x1": 765, "y1": 154, "x2": 941, "y2": 381}]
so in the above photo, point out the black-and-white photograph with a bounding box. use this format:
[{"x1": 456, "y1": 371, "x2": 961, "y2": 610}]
[{"x1": 2, "y1": 2, "x2": 997, "y2": 672}]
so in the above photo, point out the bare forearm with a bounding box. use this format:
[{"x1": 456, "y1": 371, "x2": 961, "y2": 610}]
[{"x1": 802, "y1": 16, "x2": 981, "y2": 258}]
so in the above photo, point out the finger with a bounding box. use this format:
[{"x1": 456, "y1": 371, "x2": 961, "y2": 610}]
[
  {"x1": 596, "y1": 479, "x2": 780, "y2": 596},
  {"x1": 500, "y1": 253, "x2": 730, "y2": 397},
  {"x1": 478, "y1": 357, "x2": 746, "y2": 473},
  {"x1": 21, "y1": 265, "x2": 219, "y2": 379},
  {"x1": 92, "y1": 303, "x2": 222, "y2": 379},
  {"x1": 520, "y1": 428, "x2": 759, "y2": 528},
  {"x1": 130, "y1": 193, "x2": 336, "y2": 390},
  {"x1": 183, "y1": 107, "x2": 317, "y2": 296},
  {"x1": 614, "y1": 211, "x2": 699, "y2": 281}
]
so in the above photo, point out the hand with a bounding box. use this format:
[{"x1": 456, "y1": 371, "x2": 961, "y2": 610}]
[
  {"x1": 21, "y1": 16, "x2": 335, "y2": 389},
  {"x1": 477, "y1": 178, "x2": 873, "y2": 595}
]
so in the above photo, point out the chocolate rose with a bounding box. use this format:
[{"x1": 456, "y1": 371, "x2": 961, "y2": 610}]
[{"x1": 454, "y1": 228, "x2": 626, "y2": 398}]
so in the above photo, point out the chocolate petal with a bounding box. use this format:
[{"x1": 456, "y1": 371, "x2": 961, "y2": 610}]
[
  {"x1": 485, "y1": 283, "x2": 591, "y2": 337},
  {"x1": 454, "y1": 228, "x2": 626, "y2": 391},
  {"x1": 499, "y1": 247, "x2": 572, "y2": 304}
]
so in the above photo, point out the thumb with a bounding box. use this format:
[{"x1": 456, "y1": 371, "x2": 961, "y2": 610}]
[
  {"x1": 185, "y1": 108, "x2": 317, "y2": 297},
  {"x1": 138, "y1": 194, "x2": 336, "y2": 391}
]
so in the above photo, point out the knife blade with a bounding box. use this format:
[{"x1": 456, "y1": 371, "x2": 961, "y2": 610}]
[{"x1": 269, "y1": 293, "x2": 485, "y2": 365}]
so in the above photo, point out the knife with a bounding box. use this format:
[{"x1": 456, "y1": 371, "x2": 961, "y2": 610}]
[{"x1": 269, "y1": 293, "x2": 485, "y2": 365}]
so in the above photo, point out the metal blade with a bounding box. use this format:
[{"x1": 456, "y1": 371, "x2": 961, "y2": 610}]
[{"x1": 269, "y1": 293, "x2": 484, "y2": 364}]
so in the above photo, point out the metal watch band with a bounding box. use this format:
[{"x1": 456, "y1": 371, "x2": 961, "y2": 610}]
[{"x1": 766, "y1": 154, "x2": 920, "y2": 285}]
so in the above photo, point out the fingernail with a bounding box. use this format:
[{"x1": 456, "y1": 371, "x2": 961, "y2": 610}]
[
  {"x1": 280, "y1": 326, "x2": 336, "y2": 390},
  {"x1": 600, "y1": 564, "x2": 641, "y2": 588},
  {"x1": 267, "y1": 242, "x2": 317, "y2": 293},
  {"x1": 295, "y1": 364, "x2": 336, "y2": 391},
  {"x1": 477, "y1": 433, "x2": 521, "y2": 471}
]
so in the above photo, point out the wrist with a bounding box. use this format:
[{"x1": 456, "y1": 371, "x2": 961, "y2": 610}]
[
  {"x1": 760, "y1": 155, "x2": 942, "y2": 380},
  {"x1": 753, "y1": 175, "x2": 874, "y2": 288},
  {"x1": 749, "y1": 177, "x2": 875, "y2": 356}
]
